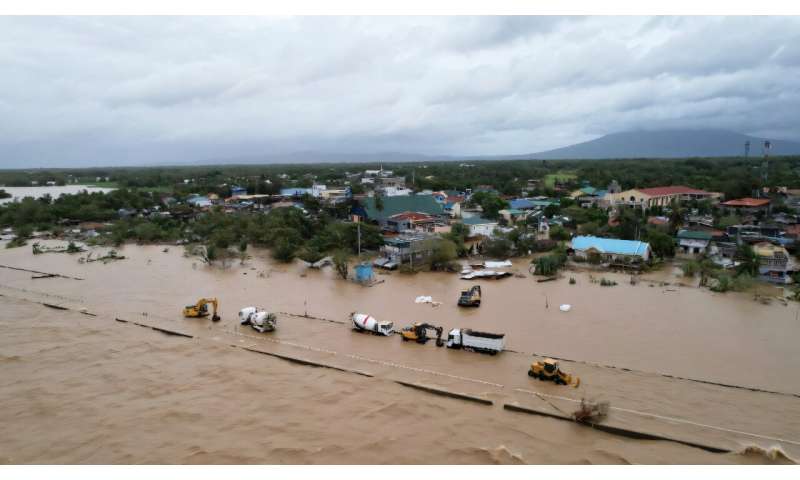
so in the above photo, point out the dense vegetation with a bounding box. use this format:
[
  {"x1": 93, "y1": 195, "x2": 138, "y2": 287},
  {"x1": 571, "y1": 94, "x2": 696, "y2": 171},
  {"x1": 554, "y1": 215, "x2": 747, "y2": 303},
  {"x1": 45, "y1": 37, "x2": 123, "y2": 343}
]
[{"x1": 3, "y1": 154, "x2": 799, "y2": 199}]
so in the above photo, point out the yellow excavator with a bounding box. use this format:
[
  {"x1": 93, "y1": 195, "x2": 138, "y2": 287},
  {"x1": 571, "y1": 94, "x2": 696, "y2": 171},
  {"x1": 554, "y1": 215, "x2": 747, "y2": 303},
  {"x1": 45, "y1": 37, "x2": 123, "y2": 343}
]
[
  {"x1": 400, "y1": 322, "x2": 444, "y2": 347},
  {"x1": 183, "y1": 297, "x2": 221, "y2": 322},
  {"x1": 528, "y1": 358, "x2": 580, "y2": 387}
]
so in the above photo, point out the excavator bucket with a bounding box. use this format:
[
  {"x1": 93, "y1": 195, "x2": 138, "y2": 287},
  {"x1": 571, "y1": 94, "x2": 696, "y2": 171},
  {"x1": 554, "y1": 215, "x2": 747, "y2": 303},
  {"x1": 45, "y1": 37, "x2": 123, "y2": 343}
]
[{"x1": 212, "y1": 314, "x2": 221, "y2": 322}]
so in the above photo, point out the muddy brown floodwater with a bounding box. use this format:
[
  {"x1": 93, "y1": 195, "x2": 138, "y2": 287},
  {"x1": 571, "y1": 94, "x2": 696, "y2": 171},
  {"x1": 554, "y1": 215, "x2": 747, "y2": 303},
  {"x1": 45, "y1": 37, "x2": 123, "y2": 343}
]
[{"x1": 1, "y1": 240, "x2": 799, "y2": 464}]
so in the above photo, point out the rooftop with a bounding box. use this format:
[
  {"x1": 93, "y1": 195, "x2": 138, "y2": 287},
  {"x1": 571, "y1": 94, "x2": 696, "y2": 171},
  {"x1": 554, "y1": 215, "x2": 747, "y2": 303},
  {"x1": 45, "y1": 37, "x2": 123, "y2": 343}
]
[
  {"x1": 571, "y1": 235, "x2": 650, "y2": 256},
  {"x1": 362, "y1": 194, "x2": 444, "y2": 221},
  {"x1": 462, "y1": 216, "x2": 497, "y2": 225},
  {"x1": 389, "y1": 211, "x2": 436, "y2": 222},
  {"x1": 677, "y1": 229, "x2": 713, "y2": 240},
  {"x1": 720, "y1": 198, "x2": 771, "y2": 207},
  {"x1": 637, "y1": 185, "x2": 710, "y2": 197}
]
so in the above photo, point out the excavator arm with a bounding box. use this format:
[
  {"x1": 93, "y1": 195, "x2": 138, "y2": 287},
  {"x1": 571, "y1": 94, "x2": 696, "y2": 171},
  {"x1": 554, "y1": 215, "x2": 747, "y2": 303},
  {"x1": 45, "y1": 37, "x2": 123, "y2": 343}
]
[{"x1": 183, "y1": 297, "x2": 221, "y2": 321}]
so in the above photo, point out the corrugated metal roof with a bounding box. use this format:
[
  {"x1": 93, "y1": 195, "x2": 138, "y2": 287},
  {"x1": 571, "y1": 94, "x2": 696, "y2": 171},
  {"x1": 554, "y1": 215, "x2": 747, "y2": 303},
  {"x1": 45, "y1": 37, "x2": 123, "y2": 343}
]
[
  {"x1": 677, "y1": 230, "x2": 712, "y2": 240},
  {"x1": 571, "y1": 236, "x2": 650, "y2": 256},
  {"x1": 462, "y1": 216, "x2": 497, "y2": 225},
  {"x1": 363, "y1": 194, "x2": 444, "y2": 221}
]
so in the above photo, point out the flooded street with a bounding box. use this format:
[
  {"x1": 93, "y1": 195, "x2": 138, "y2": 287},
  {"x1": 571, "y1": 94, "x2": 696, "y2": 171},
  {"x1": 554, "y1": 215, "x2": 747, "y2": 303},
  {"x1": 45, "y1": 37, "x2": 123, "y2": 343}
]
[{"x1": 1, "y1": 240, "x2": 800, "y2": 463}]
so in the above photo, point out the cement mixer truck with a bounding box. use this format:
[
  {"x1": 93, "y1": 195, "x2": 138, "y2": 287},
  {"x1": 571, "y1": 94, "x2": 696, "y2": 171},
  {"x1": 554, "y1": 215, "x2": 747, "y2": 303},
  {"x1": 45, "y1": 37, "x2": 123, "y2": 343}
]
[
  {"x1": 351, "y1": 312, "x2": 394, "y2": 336},
  {"x1": 239, "y1": 307, "x2": 277, "y2": 333}
]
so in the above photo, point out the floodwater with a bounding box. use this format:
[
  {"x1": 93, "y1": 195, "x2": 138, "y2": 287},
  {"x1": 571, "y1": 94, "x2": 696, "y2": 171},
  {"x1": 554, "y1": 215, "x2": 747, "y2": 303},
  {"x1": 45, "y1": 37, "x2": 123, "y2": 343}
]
[
  {"x1": 1, "y1": 240, "x2": 799, "y2": 464},
  {"x1": 0, "y1": 185, "x2": 115, "y2": 205}
]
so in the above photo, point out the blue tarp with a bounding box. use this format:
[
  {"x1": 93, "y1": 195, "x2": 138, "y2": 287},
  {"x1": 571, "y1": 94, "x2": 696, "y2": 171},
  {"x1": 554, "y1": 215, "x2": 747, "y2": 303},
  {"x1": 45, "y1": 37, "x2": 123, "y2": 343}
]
[{"x1": 355, "y1": 263, "x2": 374, "y2": 283}]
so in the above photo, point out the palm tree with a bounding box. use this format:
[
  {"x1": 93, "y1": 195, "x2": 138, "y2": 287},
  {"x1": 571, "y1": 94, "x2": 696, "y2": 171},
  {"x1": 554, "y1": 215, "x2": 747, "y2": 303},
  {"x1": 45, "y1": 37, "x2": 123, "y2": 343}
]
[
  {"x1": 735, "y1": 243, "x2": 760, "y2": 277},
  {"x1": 668, "y1": 198, "x2": 683, "y2": 235}
]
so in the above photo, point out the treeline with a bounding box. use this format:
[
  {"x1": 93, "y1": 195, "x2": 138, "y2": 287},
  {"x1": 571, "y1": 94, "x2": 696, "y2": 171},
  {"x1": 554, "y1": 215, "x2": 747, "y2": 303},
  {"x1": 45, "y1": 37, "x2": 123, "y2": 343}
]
[
  {"x1": 4, "y1": 155, "x2": 800, "y2": 200},
  {"x1": 0, "y1": 189, "x2": 160, "y2": 231}
]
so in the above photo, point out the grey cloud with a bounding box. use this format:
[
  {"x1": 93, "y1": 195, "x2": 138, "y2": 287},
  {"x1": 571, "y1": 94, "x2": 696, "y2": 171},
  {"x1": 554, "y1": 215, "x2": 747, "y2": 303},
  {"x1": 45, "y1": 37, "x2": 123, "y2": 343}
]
[{"x1": 0, "y1": 16, "x2": 799, "y2": 168}]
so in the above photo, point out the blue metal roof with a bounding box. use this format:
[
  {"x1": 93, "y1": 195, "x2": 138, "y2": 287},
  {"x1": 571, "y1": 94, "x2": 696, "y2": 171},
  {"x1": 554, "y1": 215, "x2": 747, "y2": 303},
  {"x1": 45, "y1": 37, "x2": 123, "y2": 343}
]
[
  {"x1": 571, "y1": 236, "x2": 650, "y2": 256},
  {"x1": 509, "y1": 199, "x2": 534, "y2": 209}
]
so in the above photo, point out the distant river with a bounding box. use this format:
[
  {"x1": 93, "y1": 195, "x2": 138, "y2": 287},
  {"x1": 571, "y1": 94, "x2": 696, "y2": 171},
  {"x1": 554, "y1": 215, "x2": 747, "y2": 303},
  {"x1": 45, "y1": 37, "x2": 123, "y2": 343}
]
[{"x1": 0, "y1": 185, "x2": 115, "y2": 205}]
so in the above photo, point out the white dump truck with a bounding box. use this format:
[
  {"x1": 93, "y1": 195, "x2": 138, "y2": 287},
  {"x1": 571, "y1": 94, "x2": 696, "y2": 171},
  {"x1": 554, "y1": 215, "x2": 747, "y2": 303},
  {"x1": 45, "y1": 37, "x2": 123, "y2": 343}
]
[
  {"x1": 239, "y1": 306, "x2": 277, "y2": 333},
  {"x1": 446, "y1": 328, "x2": 505, "y2": 355},
  {"x1": 351, "y1": 312, "x2": 394, "y2": 336}
]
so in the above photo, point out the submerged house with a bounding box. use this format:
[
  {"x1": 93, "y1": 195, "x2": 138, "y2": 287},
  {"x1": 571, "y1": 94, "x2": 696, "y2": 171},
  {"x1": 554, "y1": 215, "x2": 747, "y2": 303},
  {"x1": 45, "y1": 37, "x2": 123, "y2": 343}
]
[
  {"x1": 676, "y1": 230, "x2": 712, "y2": 257},
  {"x1": 462, "y1": 216, "x2": 499, "y2": 238},
  {"x1": 753, "y1": 242, "x2": 796, "y2": 284},
  {"x1": 571, "y1": 235, "x2": 651, "y2": 263},
  {"x1": 380, "y1": 233, "x2": 442, "y2": 266}
]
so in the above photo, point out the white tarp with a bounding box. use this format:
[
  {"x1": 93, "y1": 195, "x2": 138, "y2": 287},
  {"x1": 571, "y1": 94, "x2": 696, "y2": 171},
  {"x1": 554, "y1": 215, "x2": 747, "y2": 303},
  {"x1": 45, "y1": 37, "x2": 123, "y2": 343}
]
[
  {"x1": 484, "y1": 260, "x2": 512, "y2": 268},
  {"x1": 415, "y1": 296, "x2": 442, "y2": 306},
  {"x1": 559, "y1": 304, "x2": 571, "y2": 312}
]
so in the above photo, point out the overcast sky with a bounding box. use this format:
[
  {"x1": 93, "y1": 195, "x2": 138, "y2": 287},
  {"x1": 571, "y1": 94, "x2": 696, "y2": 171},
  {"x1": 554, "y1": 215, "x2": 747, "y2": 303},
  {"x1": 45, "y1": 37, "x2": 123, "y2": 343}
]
[{"x1": 1, "y1": 16, "x2": 799, "y2": 167}]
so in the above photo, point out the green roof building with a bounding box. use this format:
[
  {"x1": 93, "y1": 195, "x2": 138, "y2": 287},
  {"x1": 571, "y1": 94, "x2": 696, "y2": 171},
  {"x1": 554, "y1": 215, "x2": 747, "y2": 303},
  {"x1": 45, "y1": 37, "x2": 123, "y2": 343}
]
[{"x1": 362, "y1": 194, "x2": 445, "y2": 224}]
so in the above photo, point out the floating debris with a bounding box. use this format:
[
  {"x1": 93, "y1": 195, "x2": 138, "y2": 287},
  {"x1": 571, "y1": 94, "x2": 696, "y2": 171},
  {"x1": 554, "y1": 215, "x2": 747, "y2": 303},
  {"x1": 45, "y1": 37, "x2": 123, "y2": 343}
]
[
  {"x1": 573, "y1": 399, "x2": 610, "y2": 423},
  {"x1": 79, "y1": 249, "x2": 126, "y2": 264}
]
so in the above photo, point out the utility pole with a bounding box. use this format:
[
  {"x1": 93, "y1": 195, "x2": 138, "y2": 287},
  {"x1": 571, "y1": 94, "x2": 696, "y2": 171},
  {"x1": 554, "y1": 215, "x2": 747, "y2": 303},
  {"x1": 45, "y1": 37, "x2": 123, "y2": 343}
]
[{"x1": 357, "y1": 221, "x2": 361, "y2": 259}]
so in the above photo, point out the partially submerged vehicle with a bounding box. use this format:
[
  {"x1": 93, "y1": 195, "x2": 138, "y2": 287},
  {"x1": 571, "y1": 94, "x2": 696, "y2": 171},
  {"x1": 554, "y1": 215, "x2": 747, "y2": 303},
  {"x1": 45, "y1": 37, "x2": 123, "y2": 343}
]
[
  {"x1": 183, "y1": 297, "x2": 221, "y2": 321},
  {"x1": 239, "y1": 306, "x2": 277, "y2": 333},
  {"x1": 457, "y1": 285, "x2": 482, "y2": 307},
  {"x1": 529, "y1": 358, "x2": 581, "y2": 387},
  {"x1": 446, "y1": 328, "x2": 505, "y2": 355},
  {"x1": 351, "y1": 312, "x2": 394, "y2": 336},
  {"x1": 400, "y1": 323, "x2": 444, "y2": 346}
]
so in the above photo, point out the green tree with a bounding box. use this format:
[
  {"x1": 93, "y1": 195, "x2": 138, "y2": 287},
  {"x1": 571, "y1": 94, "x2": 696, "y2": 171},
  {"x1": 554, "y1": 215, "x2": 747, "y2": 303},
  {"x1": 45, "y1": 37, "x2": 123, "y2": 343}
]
[
  {"x1": 333, "y1": 249, "x2": 349, "y2": 280},
  {"x1": 483, "y1": 235, "x2": 513, "y2": 258},
  {"x1": 645, "y1": 228, "x2": 675, "y2": 259},
  {"x1": 735, "y1": 243, "x2": 760, "y2": 277},
  {"x1": 548, "y1": 225, "x2": 571, "y2": 241},
  {"x1": 468, "y1": 192, "x2": 508, "y2": 220},
  {"x1": 429, "y1": 239, "x2": 458, "y2": 271},
  {"x1": 668, "y1": 199, "x2": 684, "y2": 235},
  {"x1": 578, "y1": 221, "x2": 600, "y2": 236}
]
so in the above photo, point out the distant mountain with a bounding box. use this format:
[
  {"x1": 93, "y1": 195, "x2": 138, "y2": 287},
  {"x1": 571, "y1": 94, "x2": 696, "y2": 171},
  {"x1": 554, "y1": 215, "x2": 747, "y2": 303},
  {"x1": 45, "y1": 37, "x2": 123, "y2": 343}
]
[
  {"x1": 189, "y1": 151, "x2": 451, "y2": 166},
  {"x1": 527, "y1": 129, "x2": 800, "y2": 160},
  {"x1": 163, "y1": 129, "x2": 800, "y2": 167}
]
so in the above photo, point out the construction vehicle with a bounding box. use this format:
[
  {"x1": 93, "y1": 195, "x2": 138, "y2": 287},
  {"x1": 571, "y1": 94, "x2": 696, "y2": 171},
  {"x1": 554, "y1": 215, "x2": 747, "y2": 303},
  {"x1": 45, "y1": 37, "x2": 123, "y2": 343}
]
[
  {"x1": 351, "y1": 312, "x2": 394, "y2": 336},
  {"x1": 239, "y1": 307, "x2": 277, "y2": 333},
  {"x1": 183, "y1": 297, "x2": 220, "y2": 321},
  {"x1": 528, "y1": 358, "x2": 581, "y2": 387},
  {"x1": 446, "y1": 328, "x2": 505, "y2": 355},
  {"x1": 400, "y1": 323, "x2": 444, "y2": 347},
  {"x1": 457, "y1": 285, "x2": 482, "y2": 307}
]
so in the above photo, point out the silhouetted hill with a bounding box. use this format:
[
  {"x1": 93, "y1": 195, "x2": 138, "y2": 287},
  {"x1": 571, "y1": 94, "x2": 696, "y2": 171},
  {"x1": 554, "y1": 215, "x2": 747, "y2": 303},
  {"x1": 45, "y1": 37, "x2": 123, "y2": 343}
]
[{"x1": 527, "y1": 129, "x2": 800, "y2": 159}]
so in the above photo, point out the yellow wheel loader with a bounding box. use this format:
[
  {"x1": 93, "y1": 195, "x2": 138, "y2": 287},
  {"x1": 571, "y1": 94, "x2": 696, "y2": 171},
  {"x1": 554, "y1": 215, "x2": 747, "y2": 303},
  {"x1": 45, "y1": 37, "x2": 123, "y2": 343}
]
[
  {"x1": 528, "y1": 358, "x2": 580, "y2": 387},
  {"x1": 183, "y1": 297, "x2": 220, "y2": 322}
]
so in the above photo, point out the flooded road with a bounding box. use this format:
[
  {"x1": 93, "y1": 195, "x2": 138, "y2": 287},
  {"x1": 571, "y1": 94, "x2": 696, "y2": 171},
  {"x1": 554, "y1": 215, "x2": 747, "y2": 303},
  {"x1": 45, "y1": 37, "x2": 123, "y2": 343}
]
[{"x1": 1, "y1": 240, "x2": 799, "y2": 463}]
